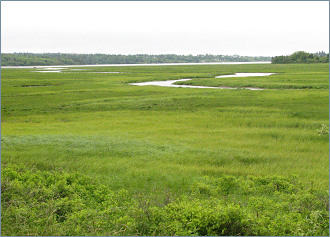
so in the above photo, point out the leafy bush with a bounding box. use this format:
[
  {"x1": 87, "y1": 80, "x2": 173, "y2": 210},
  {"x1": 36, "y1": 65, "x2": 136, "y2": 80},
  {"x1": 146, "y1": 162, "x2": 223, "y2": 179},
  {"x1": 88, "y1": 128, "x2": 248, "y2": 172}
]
[
  {"x1": 147, "y1": 200, "x2": 253, "y2": 236},
  {"x1": 1, "y1": 164, "x2": 328, "y2": 236},
  {"x1": 188, "y1": 175, "x2": 329, "y2": 236},
  {"x1": 1, "y1": 164, "x2": 136, "y2": 236}
]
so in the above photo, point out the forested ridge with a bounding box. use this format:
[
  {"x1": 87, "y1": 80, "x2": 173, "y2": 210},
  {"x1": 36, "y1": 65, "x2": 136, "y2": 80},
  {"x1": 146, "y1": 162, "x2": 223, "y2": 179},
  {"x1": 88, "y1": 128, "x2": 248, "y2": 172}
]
[
  {"x1": 1, "y1": 53, "x2": 270, "y2": 66},
  {"x1": 272, "y1": 51, "x2": 329, "y2": 64}
]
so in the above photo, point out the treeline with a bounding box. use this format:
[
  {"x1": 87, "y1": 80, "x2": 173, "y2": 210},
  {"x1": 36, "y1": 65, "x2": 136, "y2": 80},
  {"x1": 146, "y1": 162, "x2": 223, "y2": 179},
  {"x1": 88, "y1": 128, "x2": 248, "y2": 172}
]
[
  {"x1": 1, "y1": 53, "x2": 270, "y2": 66},
  {"x1": 272, "y1": 51, "x2": 329, "y2": 64}
]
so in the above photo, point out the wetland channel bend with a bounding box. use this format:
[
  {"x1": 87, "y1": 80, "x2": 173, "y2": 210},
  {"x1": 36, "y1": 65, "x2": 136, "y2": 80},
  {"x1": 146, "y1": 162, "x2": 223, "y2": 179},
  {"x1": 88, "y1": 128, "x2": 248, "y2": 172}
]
[{"x1": 130, "y1": 73, "x2": 275, "y2": 90}]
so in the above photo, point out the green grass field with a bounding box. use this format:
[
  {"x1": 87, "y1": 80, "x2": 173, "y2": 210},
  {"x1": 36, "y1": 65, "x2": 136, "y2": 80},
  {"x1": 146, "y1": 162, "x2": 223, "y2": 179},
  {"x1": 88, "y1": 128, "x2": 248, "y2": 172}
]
[{"x1": 1, "y1": 63, "x2": 329, "y2": 235}]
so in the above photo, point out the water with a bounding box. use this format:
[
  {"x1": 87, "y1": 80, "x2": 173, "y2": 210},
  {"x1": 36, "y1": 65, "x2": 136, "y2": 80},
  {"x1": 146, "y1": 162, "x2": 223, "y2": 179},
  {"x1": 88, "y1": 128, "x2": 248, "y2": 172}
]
[
  {"x1": 1, "y1": 61, "x2": 271, "y2": 69},
  {"x1": 215, "y1": 73, "x2": 274, "y2": 78},
  {"x1": 131, "y1": 79, "x2": 238, "y2": 89},
  {"x1": 130, "y1": 73, "x2": 275, "y2": 90},
  {"x1": 33, "y1": 70, "x2": 62, "y2": 73},
  {"x1": 3, "y1": 63, "x2": 274, "y2": 90},
  {"x1": 88, "y1": 72, "x2": 123, "y2": 74}
]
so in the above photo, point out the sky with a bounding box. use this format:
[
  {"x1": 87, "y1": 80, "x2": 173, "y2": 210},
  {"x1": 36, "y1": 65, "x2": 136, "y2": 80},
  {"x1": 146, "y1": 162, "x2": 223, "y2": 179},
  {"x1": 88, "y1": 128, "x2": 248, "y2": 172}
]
[{"x1": 1, "y1": 1, "x2": 329, "y2": 57}]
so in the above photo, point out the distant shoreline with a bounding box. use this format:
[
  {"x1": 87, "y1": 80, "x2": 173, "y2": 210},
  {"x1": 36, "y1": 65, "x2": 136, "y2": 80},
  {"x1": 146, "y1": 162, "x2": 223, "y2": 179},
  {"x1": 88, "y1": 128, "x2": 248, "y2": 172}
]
[{"x1": 1, "y1": 61, "x2": 271, "y2": 69}]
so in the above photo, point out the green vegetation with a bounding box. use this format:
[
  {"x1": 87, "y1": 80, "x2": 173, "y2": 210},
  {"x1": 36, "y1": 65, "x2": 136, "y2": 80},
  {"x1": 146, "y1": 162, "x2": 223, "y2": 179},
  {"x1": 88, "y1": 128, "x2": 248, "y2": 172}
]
[
  {"x1": 1, "y1": 63, "x2": 329, "y2": 235},
  {"x1": 1, "y1": 53, "x2": 270, "y2": 66},
  {"x1": 2, "y1": 164, "x2": 328, "y2": 236},
  {"x1": 272, "y1": 51, "x2": 329, "y2": 64},
  {"x1": 175, "y1": 63, "x2": 329, "y2": 89}
]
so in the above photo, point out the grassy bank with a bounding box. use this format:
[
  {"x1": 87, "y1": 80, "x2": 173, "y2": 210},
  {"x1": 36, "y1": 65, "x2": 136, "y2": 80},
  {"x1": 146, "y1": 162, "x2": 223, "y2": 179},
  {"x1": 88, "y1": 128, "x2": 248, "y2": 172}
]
[{"x1": 1, "y1": 63, "x2": 329, "y2": 235}]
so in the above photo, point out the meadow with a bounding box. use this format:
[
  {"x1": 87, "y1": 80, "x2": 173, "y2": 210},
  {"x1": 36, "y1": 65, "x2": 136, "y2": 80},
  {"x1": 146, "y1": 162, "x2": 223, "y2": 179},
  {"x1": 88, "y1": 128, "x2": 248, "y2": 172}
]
[{"x1": 1, "y1": 63, "x2": 329, "y2": 235}]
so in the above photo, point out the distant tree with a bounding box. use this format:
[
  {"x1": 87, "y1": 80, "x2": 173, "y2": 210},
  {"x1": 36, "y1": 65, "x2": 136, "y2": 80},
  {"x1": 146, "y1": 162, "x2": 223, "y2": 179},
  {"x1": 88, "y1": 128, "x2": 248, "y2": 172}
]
[
  {"x1": 1, "y1": 53, "x2": 271, "y2": 66},
  {"x1": 272, "y1": 51, "x2": 329, "y2": 64}
]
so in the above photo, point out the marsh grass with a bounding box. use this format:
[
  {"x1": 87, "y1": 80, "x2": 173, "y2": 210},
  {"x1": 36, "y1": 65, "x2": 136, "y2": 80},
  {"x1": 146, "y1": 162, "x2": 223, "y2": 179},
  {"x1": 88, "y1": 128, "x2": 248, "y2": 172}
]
[
  {"x1": 1, "y1": 63, "x2": 329, "y2": 235},
  {"x1": 175, "y1": 63, "x2": 329, "y2": 89}
]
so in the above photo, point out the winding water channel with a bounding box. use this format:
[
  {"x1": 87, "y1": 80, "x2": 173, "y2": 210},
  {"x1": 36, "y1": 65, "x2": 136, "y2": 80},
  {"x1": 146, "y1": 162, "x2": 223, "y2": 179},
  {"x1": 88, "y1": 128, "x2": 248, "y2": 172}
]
[
  {"x1": 130, "y1": 73, "x2": 275, "y2": 90},
  {"x1": 2, "y1": 63, "x2": 274, "y2": 90}
]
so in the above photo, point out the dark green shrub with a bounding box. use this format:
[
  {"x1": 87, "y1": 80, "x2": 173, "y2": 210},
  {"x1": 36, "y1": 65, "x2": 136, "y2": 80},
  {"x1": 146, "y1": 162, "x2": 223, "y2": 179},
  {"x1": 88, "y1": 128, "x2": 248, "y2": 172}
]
[
  {"x1": 148, "y1": 200, "x2": 253, "y2": 236},
  {"x1": 1, "y1": 164, "x2": 136, "y2": 236},
  {"x1": 1, "y1": 164, "x2": 328, "y2": 236}
]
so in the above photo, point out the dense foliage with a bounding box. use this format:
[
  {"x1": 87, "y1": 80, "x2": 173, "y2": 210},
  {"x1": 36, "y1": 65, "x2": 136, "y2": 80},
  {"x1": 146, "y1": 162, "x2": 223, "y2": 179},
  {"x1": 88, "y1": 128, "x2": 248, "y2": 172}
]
[
  {"x1": 272, "y1": 51, "x2": 329, "y2": 64},
  {"x1": 1, "y1": 164, "x2": 328, "y2": 236},
  {"x1": 1, "y1": 53, "x2": 270, "y2": 66}
]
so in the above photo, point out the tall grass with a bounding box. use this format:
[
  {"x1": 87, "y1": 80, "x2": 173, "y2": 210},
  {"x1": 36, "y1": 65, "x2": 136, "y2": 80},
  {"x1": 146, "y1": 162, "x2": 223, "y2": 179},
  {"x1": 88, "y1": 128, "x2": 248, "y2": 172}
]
[{"x1": 1, "y1": 63, "x2": 329, "y2": 235}]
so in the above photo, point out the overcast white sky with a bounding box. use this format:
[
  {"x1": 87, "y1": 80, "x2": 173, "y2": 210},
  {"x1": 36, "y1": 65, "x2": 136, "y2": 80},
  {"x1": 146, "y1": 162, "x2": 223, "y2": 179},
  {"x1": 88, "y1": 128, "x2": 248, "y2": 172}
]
[{"x1": 1, "y1": 1, "x2": 329, "y2": 56}]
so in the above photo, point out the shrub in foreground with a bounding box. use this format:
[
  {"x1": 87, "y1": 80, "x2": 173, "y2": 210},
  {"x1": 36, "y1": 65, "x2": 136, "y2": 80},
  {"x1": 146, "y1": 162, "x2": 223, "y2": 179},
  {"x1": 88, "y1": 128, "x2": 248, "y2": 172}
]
[{"x1": 1, "y1": 164, "x2": 329, "y2": 236}]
